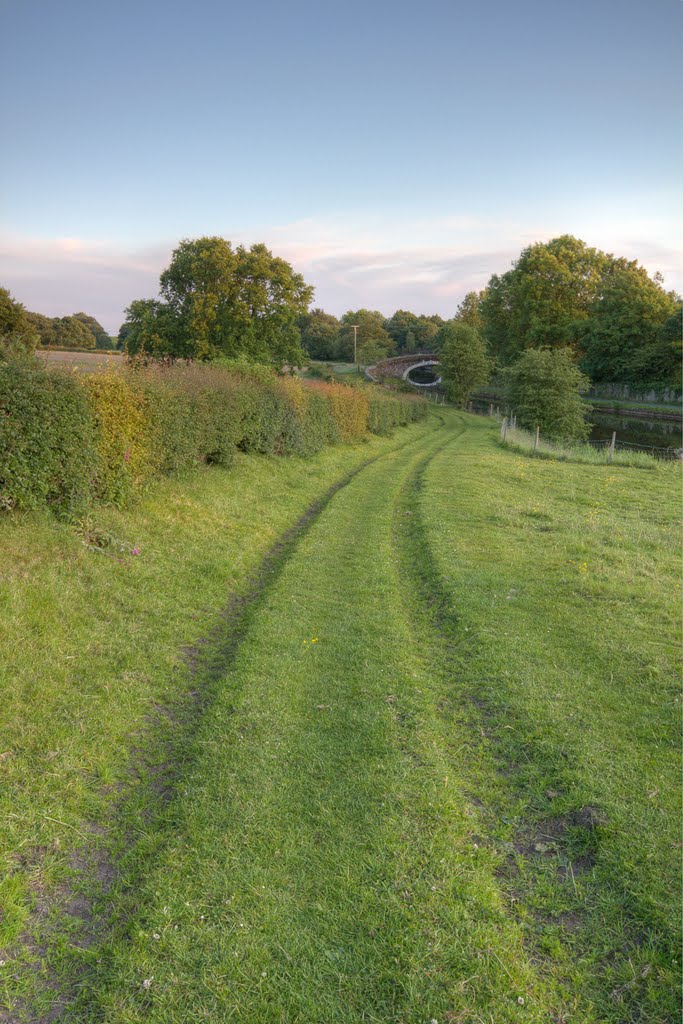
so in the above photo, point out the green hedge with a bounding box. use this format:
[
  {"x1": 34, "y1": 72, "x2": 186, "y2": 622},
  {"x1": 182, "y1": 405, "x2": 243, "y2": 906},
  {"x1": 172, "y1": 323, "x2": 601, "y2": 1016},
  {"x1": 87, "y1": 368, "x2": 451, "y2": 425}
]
[{"x1": 0, "y1": 360, "x2": 427, "y2": 519}]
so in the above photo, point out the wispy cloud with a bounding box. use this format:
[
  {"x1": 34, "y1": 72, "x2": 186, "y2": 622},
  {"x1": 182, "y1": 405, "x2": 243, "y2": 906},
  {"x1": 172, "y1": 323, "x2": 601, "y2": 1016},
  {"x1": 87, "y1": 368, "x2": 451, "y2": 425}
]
[{"x1": 1, "y1": 212, "x2": 680, "y2": 333}]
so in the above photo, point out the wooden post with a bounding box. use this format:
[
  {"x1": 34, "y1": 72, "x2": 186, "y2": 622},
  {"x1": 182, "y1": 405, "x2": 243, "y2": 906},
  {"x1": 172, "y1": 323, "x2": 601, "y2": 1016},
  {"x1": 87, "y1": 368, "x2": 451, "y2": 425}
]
[
  {"x1": 609, "y1": 431, "x2": 616, "y2": 463},
  {"x1": 534, "y1": 425, "x2": 540, "y2": 450},
  {"x1": 489, "y1": 403, "x2": 493, "y2": 417}
]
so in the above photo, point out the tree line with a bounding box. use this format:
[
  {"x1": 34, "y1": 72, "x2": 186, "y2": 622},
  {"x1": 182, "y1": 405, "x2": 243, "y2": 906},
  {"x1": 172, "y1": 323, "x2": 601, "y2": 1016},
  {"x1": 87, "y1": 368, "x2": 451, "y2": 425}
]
[
  {"x1": 0, "y1": 289, "x2": 116, "y2": 352},
  {"x1": 2, "y1": 234, "x2": 680, "y2": 396}
]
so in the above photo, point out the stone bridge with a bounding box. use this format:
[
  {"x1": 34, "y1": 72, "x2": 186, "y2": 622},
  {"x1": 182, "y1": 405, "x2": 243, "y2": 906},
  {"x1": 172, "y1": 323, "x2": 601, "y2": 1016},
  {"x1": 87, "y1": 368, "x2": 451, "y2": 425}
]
[{"x1": 367, "y1": 352, "x2": 442, "y2": 388}]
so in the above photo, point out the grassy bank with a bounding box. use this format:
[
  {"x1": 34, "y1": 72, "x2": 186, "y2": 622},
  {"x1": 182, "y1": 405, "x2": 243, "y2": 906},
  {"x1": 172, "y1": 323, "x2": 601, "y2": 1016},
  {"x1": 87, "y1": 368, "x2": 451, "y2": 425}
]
[
  {"x1": 501, "y1": 423, "x2": 679, "y2": 465},
  {"x1": 418, "y1": 416, "x2": 681, "y2": 1021},
  {"x1": 0, "y1": 411, "x2": 679, "y2": 1022},
  {"x1": 0, "y1": 418, "x2": 435, "y2": 1018}
]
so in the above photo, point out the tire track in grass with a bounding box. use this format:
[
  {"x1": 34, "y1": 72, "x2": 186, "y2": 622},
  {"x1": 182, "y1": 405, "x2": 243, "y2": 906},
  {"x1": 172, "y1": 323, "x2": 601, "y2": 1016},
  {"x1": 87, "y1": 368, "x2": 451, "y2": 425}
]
[
  {"x1": 1, "y1": 418, "x2": 444, "y2": 1024},
  {"x1": 397, "y1": 420, "x2": 680, "y2": 1022},
  {"x1": 68, "y1": 414, "x2": 550, "y2": 1024}
]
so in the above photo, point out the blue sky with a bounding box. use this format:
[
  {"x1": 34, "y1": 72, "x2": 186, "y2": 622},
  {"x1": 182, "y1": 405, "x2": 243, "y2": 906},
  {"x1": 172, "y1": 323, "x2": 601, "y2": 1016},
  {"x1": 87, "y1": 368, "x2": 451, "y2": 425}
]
[{"x1": 1, "y1": 0, "x2": 681, "y2": 331}]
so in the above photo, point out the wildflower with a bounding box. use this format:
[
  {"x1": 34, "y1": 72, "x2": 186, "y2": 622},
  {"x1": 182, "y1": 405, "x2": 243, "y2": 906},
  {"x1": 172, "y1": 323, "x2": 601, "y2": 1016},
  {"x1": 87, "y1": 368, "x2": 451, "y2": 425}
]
[
  {"x1": 132, "y1": 547, "x2": 139, "y2": 556},
  {"x1": 124, "y1": 449, "x2": 131, "y2": 463},
  {"x1": 142, "y1": 977, "x2": 154, "y2": 990}
]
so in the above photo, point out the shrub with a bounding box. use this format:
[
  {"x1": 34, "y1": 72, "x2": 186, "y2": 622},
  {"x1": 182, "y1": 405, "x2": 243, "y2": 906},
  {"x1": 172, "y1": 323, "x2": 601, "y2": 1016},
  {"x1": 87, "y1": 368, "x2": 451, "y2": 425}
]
[
  {"x1": 504, "y1": 348, "x2": 591, "y2": 442},
  {"x1": 0, "y1": 361, "x2": 97, "y2": 518},
  {"x1": 1, "y1": 360, "x2": 426, "y2": 520}
]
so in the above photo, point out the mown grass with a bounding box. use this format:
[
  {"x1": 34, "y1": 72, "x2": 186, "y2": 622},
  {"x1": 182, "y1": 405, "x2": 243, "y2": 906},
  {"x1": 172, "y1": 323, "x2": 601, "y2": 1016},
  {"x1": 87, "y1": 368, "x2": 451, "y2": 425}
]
[
  {"x1": 0, "y1": 410, "x2": 679, "y2": 1022},
  {"x1": 61, "y1": 413, "x2": 557, "y2": 1023},
  {"x1": 0, "y1": 418, "x2": 435, "y2": 1017},
  {"x1": 417, "y1": 415, "x2": 681, "y2": 1021},
  {"x1": 501, "y1": 423, "x2": 678, "y2": 465}
]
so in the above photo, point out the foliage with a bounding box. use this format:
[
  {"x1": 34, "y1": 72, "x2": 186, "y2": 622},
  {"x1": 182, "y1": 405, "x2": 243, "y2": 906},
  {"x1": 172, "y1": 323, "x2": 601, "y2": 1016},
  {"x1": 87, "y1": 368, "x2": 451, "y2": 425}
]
[
  {"x1": 479, "y1": 236, "x2": 680, "y2": 387},
  {"x1": 481, "y1": 236, "x2": 610, "y2": 363},
  {"x1": 120, "y1": 299, "x2": 185, "y2": 361},
  {"x1": 453, "y1": 290, "x2": 486, "y2": 333},
  {"x1": 299, "y1": 308, "x2": 342, "y2": 361},
  {"x1": 0, "y1": 360, "x2": 425, "y2": 517},
  {"x1": 0, "y1": 361, "x2": 97, "y2": 517},
  {"x1": 52, "y1": 315, "x2": 97, "y2": 349},
  {"x1": 436, "y1": 321, "x2": 492, "y2": 406},
  {"x1": 577, "y1": 263, "x2": 681, "y2": 385},
  {"x1": 338, "y1": 309, "x2": 393, "y2": 364},
  {"x1": 504, "y1": 347, "x2": 591, "y2": 441},
  {"x1": 73, "y1": 312, "x2": 111, "y2": 349},
  {"x1": 0, "y1": 287, "x2": 36, "y2": 357},
  {"x1": 384, "y1": 310, "x2": 443, "y2": 353},
  {"x1": 123, "y1": 237, "x2": 313, "y2": 366}
]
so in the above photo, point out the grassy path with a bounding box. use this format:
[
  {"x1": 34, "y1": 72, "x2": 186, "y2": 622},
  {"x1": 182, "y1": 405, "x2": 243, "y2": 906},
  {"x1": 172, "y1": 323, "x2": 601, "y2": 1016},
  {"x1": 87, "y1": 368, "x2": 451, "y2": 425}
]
[
  {"x1": 1, "y1": 412, "x2": 679, "y2": 1022},
  {"x1": 67, "y1": 414, "x2": 551, "y2": 1022}
]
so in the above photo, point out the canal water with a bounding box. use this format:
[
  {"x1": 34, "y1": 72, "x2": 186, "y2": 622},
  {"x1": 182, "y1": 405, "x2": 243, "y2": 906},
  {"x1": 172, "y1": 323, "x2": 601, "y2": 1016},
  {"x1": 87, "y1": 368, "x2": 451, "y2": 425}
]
[
  {"x1": 589, "y1": 411, "x2": 681, "y2": 451},
  {"x1": 469, "y1": 398, "x2": 682, "y2": 452}
]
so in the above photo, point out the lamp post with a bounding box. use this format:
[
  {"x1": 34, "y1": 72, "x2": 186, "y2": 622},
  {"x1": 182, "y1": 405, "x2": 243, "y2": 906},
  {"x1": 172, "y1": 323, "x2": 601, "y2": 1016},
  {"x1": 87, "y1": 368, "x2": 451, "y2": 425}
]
[{"x1": 350, "y1": 324, "x2": 360, "y2": 367}]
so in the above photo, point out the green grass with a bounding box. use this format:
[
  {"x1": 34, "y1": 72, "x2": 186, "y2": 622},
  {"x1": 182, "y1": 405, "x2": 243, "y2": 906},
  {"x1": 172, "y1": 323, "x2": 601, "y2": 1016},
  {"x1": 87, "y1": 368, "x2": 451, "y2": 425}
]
[
  {"x1": 417, "y1": 416, "x2": 681, "y2": 1021},
  {"x1": 502, "y1": 423, "x2": 678, "y2": 465},
  {"x1": 0, "y1": 412, "x2": 680, "y2": 1022}
]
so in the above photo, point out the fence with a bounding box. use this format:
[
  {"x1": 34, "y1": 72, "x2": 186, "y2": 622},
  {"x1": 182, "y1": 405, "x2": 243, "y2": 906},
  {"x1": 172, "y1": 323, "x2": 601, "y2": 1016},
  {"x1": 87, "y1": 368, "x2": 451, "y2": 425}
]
[{"x1": 498, "y1": 416, "x2": 682, "y2": 463}]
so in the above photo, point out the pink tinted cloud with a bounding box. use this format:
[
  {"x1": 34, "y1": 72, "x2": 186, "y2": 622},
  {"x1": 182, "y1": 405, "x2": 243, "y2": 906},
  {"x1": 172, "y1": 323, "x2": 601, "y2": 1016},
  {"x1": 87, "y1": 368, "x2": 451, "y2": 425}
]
[{"x1": 1, "y1": 214, "x2": 680, "y2": 333}]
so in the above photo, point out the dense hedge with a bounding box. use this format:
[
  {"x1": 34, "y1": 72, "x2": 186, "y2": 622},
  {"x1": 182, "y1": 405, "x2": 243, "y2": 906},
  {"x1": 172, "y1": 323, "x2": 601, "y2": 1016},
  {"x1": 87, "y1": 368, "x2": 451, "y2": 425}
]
[{"x1": 0, "y1": 360, "x2": 426, "y2": 519}]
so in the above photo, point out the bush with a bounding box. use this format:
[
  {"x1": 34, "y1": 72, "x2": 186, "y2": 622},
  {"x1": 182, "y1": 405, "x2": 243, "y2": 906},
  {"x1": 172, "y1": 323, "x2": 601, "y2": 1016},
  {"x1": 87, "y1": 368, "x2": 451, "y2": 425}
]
[
  {"x1": 0, "y1": 361, "x2": 97, "y2": 518},
  {"x1": 504, "y1": 348, "x2": 591, "y2": 441},
  {"x1": 1, "y1": 360, "x2": 426, "y2": 519}
]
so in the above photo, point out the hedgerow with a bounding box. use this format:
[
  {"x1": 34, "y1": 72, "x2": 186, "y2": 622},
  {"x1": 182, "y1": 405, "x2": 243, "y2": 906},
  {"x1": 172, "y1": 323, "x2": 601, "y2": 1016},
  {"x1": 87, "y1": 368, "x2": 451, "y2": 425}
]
[{"x1": 0, "y1": 359, "x2": 427, "y2": 519}]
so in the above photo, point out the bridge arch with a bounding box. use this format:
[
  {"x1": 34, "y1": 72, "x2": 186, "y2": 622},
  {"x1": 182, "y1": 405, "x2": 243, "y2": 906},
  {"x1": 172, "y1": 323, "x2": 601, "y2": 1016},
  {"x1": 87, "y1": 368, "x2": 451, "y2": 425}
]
[{"x1": 367, "y1": 352, "x2": 442, "y2": 388}]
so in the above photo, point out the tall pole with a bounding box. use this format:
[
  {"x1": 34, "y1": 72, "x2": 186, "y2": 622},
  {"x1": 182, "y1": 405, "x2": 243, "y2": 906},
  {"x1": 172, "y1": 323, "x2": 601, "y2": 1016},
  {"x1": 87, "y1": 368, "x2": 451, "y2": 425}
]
[{"x1": 351, "y1": 325, "x2": 360, "y2": 367}]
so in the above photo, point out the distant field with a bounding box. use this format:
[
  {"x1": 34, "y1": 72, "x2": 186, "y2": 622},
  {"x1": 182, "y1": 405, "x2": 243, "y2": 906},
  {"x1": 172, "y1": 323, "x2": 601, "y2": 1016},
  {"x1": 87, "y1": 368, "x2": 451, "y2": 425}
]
[{"x1": 36, "y1": 348, "x2": 124, "y2": 371}]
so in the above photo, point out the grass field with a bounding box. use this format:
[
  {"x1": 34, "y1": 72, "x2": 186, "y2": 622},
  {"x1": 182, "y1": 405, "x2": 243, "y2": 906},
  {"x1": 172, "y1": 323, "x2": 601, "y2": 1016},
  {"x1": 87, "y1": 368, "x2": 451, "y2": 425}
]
[
  {"x1": 35, "y1": 349, "x2": 124, "y2": 371},
  {"x1": 0, "y1": 412, "x2": 679, "y2": 1022}
]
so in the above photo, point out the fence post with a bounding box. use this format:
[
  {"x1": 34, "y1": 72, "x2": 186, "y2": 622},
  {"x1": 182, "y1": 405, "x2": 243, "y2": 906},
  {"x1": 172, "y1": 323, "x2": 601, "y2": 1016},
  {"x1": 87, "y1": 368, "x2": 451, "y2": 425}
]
[
  {"x1": 501, "y1": 416, "x2": 508, "y2": 440},
  {"x1": 609, "y1": 431, "x2": 616, "y2": 463},
  {"x1": 489, "y1": 403, "x2": 493, "y2": 417},
  {"x1": 534, "y1": 426, "x2": 540, "y2": 450}
]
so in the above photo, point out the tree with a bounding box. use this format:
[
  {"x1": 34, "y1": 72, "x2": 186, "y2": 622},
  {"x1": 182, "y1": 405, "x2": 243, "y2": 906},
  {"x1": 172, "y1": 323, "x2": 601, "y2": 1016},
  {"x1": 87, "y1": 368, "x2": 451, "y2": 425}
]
[
  {"x1": 384, "y1": 310, "x2": 443, "y2": 353},
  {"x1": 436, "y1": 321, "x2": 492, "y2": 406},
  {"x1": 578, "y1": 261, "x2": 680, "y2": 384},
  {"x1": 26, "y1": 311, "x2": 57, "y2": 348},
  {"x1": 453, "y1": 290, "x2": 486, "y2": 333},
  {"x1": 299, "y1": 308, "x2": 341, "y2": 360},
  {"x1": 152, "y1": 237, "x2": 313, "y2": 365},
  {"x1": 120, "y1": 299, "x2": 185, "y2": 360},
  {"x1": 0, "y1": 288, "x2": 36, "y2": 357},
  {"x1": 51, "y1": 315, "x2": 96, "y2": 349},
  {"x1": 504, "y1": 347, "x2": 591, "y2": 441},
  {"x1": 338, "y1": 310, "x2": 393, "y2": 364},
  {"x1": 73, "y1": 312, "x2": 111, "y2": 349},
  {"x1": 480, "y1": 236, "x2": 611, "y2": 364},
  {"x1": 384, "y1": 309, "x2": 419, "y2": 352}
]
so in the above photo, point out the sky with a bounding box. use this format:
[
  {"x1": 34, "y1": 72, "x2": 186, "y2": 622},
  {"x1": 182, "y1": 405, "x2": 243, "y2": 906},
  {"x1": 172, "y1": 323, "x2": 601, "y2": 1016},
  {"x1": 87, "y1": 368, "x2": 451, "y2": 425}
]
[{"x1": 1, "y1": 0, "x2": 681, "y2": 333}]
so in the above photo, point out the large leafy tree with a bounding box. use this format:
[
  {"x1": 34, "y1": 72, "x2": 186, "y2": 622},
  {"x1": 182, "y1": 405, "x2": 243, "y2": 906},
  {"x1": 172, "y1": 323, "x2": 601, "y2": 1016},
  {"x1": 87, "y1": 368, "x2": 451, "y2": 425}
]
[
  {"x1": 504, "y1": 347, "x2": 591, "y2": 441},
  {"x1": 338, "y1": 310, "x2": 393, "y2": 364},
  {"x1": 299, "y1": 308, "x2": 341, "y2": 360},
  {"x1": 481, "y1": 236, "x2": 610, "y2": 364},
  {"x1": 578, "y1": 262, "x2": 680, "y2": 384},
  {"x1": 25, "y1": 311, "x2": 56, "y2": 348},
  {"x1": 437, "y1": 321, "x2": 491, "y2": 406},
  {"x1": 154, "y1": 237, "x2": 312, "y2": 365}
]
